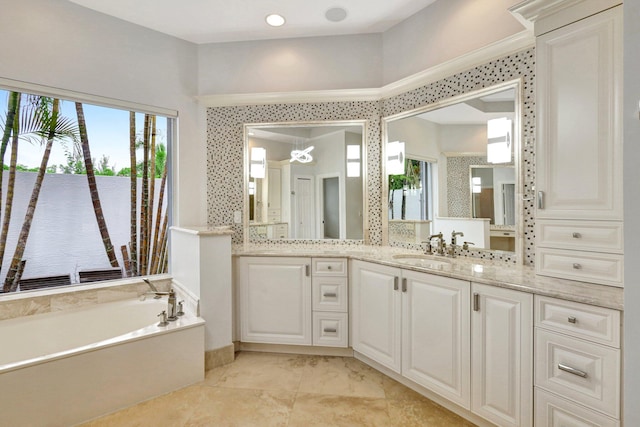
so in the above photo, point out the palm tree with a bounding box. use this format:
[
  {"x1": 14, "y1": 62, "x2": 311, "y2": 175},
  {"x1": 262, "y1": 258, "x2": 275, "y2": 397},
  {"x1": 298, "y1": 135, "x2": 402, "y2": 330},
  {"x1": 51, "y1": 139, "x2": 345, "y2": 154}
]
[
  {"x1": 128, "y1": 111, "x2": 138, "y2": 277},
  {"x1": 4, "y1": 98, "x2": 78, "y2": 292},
  {"x1": 0, "y1": 93, "x2": 21, "y2": 266},
  {"x1": 75, "y1": 102, "x2": 119, "y2": 268}
]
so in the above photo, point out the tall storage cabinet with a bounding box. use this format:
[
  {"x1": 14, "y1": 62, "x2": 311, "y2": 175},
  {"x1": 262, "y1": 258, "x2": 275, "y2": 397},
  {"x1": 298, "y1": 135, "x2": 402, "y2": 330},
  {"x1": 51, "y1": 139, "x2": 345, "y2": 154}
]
[{"x1": 516, "y1": 0, "x2": 624, "y2": 287}]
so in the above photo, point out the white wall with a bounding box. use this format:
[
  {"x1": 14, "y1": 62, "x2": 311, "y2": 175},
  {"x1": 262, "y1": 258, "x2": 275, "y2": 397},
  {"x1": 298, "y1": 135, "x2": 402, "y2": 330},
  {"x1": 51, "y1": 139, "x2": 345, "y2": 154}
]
[
  {"x1": 439, "y1": 124, "x2": 486, "y2": 153},
  {"x1": 623, "y1": 0, "x2": 640, "y2": 424},
  {"x1": 382, "y1": 0, "x2": 525, "y2": 84},
  {"x1": 0, "y1": 0, "x2": 205, "y2": 227},
  {"x1": 387, "y1": 117, "x2": 441, "y2": 160},
  {"x1": 197, "y1": 34, "x2": 383, "y2": 95}
]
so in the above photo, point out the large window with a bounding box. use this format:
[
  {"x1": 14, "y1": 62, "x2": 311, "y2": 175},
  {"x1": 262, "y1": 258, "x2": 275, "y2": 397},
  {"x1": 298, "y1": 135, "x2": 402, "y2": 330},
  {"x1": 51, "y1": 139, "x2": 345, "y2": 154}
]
[{"x1": 0, "y1": 89, "x2": 173, "y2": 293}]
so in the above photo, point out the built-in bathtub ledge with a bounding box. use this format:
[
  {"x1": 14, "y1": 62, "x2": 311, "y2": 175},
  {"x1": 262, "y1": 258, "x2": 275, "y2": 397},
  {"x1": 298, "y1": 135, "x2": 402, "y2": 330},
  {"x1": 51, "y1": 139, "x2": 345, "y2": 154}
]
[
  {"x1": 0, "y1": 274, "x2": 179, "y2": 322},
  {"x1": 171, "y1": 225, "x2": 234, "y2": 236}
]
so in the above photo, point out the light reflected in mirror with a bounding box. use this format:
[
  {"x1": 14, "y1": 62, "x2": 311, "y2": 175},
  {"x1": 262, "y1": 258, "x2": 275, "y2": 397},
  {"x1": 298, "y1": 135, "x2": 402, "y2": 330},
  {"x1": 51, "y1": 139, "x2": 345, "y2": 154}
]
[
  {"x1": 245, "y1": 122, "x2": 366, "y2": 242},
  {"x1": 383, "y1": 83, "x2": 521, "y2": 257}
]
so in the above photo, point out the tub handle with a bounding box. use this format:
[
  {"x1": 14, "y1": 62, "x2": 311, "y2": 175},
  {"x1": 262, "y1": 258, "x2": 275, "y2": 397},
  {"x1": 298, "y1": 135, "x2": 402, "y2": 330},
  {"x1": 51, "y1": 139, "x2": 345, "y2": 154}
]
[
  {"x1": 177, "y1": 301, "x2": 185, "y2": 317},
  {"x1": 157, "y1": 310, "x2": 169, "y2": 327}
]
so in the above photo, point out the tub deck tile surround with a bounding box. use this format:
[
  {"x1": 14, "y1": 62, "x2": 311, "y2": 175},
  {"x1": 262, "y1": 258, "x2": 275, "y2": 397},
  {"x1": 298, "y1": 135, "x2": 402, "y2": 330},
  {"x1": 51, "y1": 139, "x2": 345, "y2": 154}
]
[
  {"x1": 0, "y1": 276, "x2": 174, "y2": 322},
  {"x1": 83, "y1": 352, "x2": 476, "y2": 427},
  {"x1": 234, "y1": 244, "x2": 623, "y2": 310}
]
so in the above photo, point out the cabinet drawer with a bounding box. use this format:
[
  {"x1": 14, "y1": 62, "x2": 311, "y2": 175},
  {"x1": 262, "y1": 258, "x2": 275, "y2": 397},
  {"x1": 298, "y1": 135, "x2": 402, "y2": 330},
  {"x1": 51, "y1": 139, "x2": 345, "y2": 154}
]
[
  {"x1": 312, "y1": 276, "x2": 347, "y2": 312},
  {"x1": 490, "y1": 229, "x2": 515, "y2": 238},
  {"x1": 536, "y1": 220, "x2": 623, "y2": 253},
  {"x1": 535, "y1": 248, "x2": 623, "y2": 287},
  {"x1": 535, "y1": 388, "x2": 619, "y2": 427},
  {"x1": 535, "y1": 329, "x2": 620, "y2": 418},
  {"x1": 536, "y1": 296, "x2": 620, "y2": 347},
  {"x1": 312, "y1": 312, "x2": 348, "y2": 347},
  {"x1": 312, "y1": 258, "x2": 347, "y2": 276}
]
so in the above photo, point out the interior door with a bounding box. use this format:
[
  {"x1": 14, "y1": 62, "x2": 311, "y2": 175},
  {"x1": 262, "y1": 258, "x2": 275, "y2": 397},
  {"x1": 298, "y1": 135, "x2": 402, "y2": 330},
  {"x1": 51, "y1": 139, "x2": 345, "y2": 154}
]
[
  {"x1": 295, "y1": 176, "x2": 315, "y2": 239},
  {"x1": 322, "y1": 177, "x2": 340, "y2": 239}
]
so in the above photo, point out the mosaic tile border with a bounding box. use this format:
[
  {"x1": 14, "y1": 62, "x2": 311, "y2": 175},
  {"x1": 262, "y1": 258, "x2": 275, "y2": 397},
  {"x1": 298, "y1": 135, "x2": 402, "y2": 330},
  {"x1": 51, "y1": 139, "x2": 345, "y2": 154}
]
[
  {"x1": 206, "y1": 101, "x2": 382, "y2": 246},
  {"x1": 382, "y1": 48, "x2": 535, "y2": 265}
]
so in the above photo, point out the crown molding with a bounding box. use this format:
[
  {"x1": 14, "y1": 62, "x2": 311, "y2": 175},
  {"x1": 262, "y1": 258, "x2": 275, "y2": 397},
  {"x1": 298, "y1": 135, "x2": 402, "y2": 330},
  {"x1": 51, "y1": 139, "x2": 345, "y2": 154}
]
[{"x1": 196, "y1": 30, "x2": 534, "y2": 108}]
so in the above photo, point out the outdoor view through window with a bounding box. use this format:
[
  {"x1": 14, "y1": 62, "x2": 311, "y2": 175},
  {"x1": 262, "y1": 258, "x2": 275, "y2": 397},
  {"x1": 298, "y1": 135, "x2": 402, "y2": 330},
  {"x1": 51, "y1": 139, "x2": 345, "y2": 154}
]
[{"x1": 0, "y1": 89, "x2": 172, "y2": 294}]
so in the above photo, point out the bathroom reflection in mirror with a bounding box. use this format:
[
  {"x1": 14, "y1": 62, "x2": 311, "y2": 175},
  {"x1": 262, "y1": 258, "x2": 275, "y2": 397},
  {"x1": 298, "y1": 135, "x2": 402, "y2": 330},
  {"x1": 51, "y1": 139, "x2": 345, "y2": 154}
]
[
  {"x1": 244, "y1": 121, "x2": 367, "y2": 242},
  {"x1": 382, "y1": 80, "x2": 522, "y2": 260}
]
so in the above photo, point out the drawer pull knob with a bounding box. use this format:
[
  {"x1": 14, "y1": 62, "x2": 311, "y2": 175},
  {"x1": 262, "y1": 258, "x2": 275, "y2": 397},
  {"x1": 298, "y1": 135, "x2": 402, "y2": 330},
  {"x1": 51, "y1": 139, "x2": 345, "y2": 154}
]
[
  {"x1": 558, "y1": 363, "x2": 588, "y2": 378},
  {"x1": 327, "y1": 266, "x2": 332, "y2": 270},
  {"x1": 568, "y1": 316, "x2": 577, "y2": 324},
  {"x1": 323, "y1": 292, "x2": 338, "y2": 298},
  {"x1": 572, "y1": 263, "x2": 582, "y2": 270},
  {"x1": 323, "y1": 328, "x2": 337, "y2": 333},
  {"x1": 572, "y1": 232, "x2": 581, "y2": 238}
]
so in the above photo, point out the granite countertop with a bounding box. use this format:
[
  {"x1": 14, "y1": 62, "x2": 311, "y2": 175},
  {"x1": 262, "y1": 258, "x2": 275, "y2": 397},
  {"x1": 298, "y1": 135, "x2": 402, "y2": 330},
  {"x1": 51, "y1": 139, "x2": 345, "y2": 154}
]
[{"x1": 233, "y1": 244, "x2": 623, "y2": 311}]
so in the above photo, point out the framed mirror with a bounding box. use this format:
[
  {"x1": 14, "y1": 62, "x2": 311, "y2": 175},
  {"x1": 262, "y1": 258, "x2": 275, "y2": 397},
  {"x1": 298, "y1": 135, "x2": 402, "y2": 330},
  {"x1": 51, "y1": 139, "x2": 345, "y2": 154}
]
[
  {"x1": 244, "y1": 121, "x2": 367, "y2": 243},
  {"x1": 381, "y1": 80, "x2": 522, "y2": 261}
]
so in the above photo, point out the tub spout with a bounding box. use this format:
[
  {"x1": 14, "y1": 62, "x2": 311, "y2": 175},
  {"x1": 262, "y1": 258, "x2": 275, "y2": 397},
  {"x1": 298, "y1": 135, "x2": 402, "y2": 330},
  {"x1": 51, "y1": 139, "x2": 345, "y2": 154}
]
[{"x1": 143, "y1": 278, "x2": 162, "y2": 299}]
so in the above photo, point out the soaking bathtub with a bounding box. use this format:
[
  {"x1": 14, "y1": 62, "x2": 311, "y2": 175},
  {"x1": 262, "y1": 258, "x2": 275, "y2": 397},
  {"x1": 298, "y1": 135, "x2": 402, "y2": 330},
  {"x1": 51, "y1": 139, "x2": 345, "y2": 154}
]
[{"x1": 0, "y1": 296, "x2": 205, "y2": 427}]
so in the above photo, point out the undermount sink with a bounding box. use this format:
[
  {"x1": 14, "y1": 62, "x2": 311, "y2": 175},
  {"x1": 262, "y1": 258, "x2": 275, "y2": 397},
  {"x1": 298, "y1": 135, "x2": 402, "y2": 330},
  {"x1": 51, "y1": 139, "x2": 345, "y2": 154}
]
[{"x1": 391, "y1": 254, "x2": 452, "y2": 270}]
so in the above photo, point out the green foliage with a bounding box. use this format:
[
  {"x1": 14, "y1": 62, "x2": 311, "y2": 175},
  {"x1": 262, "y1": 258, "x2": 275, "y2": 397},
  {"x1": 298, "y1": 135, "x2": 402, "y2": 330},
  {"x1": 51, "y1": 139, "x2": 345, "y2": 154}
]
[
  {"x1": 95, "y1": 155, "x2": 115, "y2": 176},
  {"x1": 388, "y1": 159, "x2": 422, "y2": 190}
]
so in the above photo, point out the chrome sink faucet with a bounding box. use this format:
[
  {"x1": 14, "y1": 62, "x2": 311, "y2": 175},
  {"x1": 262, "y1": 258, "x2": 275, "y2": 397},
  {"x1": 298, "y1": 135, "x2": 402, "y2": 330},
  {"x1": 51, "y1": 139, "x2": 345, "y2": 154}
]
[
  {"x1": 427, "y1": 233, "x2": 445, "y2": 256},
  {"x1": 448, "y1": 230, "x2": 464, "y2": 258}
]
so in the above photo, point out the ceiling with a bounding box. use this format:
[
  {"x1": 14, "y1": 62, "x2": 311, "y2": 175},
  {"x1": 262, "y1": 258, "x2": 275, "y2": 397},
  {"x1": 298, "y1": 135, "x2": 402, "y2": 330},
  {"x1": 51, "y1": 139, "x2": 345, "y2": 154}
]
[
  {"x1": 417, "y1": 88, "x2": 516, "y2": 125},
  {"x1": 68, "y1": 0, "x2": 439, "y2": 44}
]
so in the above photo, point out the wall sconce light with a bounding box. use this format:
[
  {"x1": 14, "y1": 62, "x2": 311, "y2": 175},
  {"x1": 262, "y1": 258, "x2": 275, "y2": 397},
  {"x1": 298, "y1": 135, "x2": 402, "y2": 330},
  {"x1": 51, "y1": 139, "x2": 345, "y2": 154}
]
[
  {"x1": 472, "y1": 176, "x2": 482, "y2": 193},
  {"x1": 346, "y1": 144, "x2": 361, "y2": 177},
  {"x1": 387, "y1": 141, "x2": 405, "y2": 175},
  {"x1": 250, "y1": 147, "x2": 266, "y2": 178},
  {"x1": 487, "y1": 117, "x2": 512, "y2": 164}
]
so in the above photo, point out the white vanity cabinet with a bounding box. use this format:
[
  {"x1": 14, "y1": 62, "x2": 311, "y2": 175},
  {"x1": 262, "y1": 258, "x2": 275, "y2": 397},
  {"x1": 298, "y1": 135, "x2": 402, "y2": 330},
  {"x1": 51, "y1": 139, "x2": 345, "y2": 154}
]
[
  {"x1": 529, "y1": 1, "x2": 624, "y2": 286},
  {"x1": 312, "y1": 258, "x2": 349, "y2": 347},
  {"x1": 350, "y1": 260, "x2": 532, "y2": 426},
  {"x1": 471, "y1": 283, "x2": 533, "y2": 427},
  {"x1": 238, "y1": 256, "x2": 348, "y2": 348},
  {"x1": 350, "y1": 260, "x2": 402, "y2": 372},
  {"x1": 238, "y1": 256, "x2": 312, "y2": 345},
  {"x1": 534, "y1": 295, "x2": 621, "y2": 426}
]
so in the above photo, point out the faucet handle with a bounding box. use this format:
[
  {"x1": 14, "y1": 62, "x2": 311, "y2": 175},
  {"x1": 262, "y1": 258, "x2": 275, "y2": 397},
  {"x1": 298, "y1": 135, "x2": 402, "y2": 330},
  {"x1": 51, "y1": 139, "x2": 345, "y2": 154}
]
[
  {"x1": 462, "y1": 241, "x2": 475, "y2": 250},
  {"x1": 421, "y1": 241, "x2": 433, "y2": 255},
  {"x1": 157, "y1": 310, "x2": 169, "y2": 327},
  {"x1": 177, "y1": 301, "x2": 185, "y2": 316}
]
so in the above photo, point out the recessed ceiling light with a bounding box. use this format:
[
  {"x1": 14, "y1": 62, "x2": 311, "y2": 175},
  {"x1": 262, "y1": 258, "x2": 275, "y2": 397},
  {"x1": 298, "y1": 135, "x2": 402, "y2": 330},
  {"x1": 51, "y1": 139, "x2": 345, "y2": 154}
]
[
  {"x1": 265, "y1": 14, "x2": 286, "y2": 27},
  {"x1": 325, "y1": 7, "x2": 347, "y2": 23}
]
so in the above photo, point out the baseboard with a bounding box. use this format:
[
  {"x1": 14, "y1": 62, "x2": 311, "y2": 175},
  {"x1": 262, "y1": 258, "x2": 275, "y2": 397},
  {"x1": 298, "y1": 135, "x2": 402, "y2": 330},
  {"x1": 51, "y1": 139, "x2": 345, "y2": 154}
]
[
  {"x1": 204, "y1": 344, "x2": 235, "y2": 370},
  {"x1": 238, "y1": 342, "x2": 354, "y2": 357}
]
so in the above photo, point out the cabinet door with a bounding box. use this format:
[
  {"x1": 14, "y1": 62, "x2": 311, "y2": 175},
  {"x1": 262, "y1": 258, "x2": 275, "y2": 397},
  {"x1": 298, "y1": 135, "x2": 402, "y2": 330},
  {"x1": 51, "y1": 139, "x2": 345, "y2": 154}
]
[
  {"x1": 238, "y1": 257, "x2": 312, "y2": 345},
  {"x1": 471, "y1": 283, "x2": 533, "y2": 427},
  {"x1": 350, "y1": 260, "x2": 402, "y2": 373},
  {"x1": 402, "y1": 270, "x2": 471, "y2": 409},
  {"x1": 536, "y1": 6, "x2": 622, "y2": 220}
]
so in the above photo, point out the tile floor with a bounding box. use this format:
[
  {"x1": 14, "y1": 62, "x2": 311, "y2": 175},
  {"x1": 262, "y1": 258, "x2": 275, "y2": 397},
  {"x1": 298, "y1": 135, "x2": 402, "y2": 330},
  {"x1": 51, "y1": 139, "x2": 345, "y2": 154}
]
[{"x1": 82, "y1": 351, "x2": 476, "y2": 427}]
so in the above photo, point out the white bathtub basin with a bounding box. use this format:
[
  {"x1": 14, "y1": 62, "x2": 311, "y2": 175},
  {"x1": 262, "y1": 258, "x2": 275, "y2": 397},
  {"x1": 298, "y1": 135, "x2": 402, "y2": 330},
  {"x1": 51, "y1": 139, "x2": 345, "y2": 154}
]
[{"x1": 392, "y1": 254, "x2": 452, "y2": 270}]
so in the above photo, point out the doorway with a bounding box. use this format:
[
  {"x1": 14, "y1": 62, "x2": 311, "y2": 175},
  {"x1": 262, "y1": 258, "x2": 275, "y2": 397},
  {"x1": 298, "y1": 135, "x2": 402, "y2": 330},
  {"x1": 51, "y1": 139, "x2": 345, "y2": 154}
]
[
  {"x1": 322, "y1": 177, "x2": 340, "y2": 239},
  {"x1": 294, "y1": 176, "x2": 315, "y2": 238}
]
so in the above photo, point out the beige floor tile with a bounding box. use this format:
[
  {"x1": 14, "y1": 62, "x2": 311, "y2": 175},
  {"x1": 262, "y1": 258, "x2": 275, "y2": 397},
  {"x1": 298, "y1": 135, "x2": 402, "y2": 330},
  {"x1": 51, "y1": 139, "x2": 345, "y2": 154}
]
[
  {"x1": 382, "y1": 376, "x2": 430, "y2": 402},
  {"x1": 80, "y1": 352, "x2": 476, "y2": 427},
  {"x1": 82, "y1": 385, "x2": 295, "y2": 427},
  {"x1": 288, "y1": 393, "x2": 392, "y2": 427},
  {"x1": 387, "y1": 399, "x2": 476, "y2": 427},
  {"x1": 215, "y1": 351, "x2": 305, "y2": 392},
  {"x1": 298, "y1": 356, "x2": 386, "y2": 399}
]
